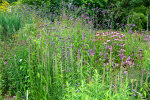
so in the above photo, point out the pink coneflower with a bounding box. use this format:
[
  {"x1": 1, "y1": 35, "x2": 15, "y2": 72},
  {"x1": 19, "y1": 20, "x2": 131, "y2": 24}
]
[
  {"x1": 121, "y1": 48, "x2": 126, "y2": 52},
  {"x1": 103, "y1": 32, "x2": 107, "y2": 36},
  {"x1": 4, "y1": 60, "x2": 8, "y2": 65},
  {"x1": 0, "y1": 56, "x2": 3, "y2": 59},
  {"x1": 107, "y1": 32, "x2": 110, "y2": 35},
  {"x1": 114, "y1": 37, "x2": 118, "y2": 41},
  {"x1": 108, "y1": 46, "x2": 112, "y2": 50},
  {"x1": 104, "y1": 41, "x2": 107, "y2": 44},
  {"x1": 111, "y1": 35, "x2": 114, "y2": 38},
  {"x1": 95, "y1": 32, "x2": 100, "y2": 37},
  {"x1": 116, "y1": 32, "x2": 120, "y2": 35},
  {"x1": 118, "y1": 39, "x2": 124, "y2": 41},
  {"x1": 119, "y1": 43, "x2": 125, "y2": 47},
  {"x1": 107, "y1": 39, "x2": 110, "y2": 42},
  {"x1": 113, "y1": 33, "x2": 117, "y2": 37}
]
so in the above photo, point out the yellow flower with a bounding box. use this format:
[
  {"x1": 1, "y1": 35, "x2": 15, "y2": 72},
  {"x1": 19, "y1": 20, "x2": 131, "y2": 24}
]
[{"x1": 0, "y1": 0, "x2": 10, "y2": 13}]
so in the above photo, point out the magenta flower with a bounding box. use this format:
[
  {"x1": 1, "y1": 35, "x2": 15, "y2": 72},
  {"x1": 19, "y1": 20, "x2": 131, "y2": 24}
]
[
  {"x1": 82, "y1": 33, "x2": 84, "y2": 40},
  {"x1": 127, "y1": 56, "x2": 130, "y2": 61},
  {"x1": 93, "y1": 46, "x2": 95, "y2": 56}
]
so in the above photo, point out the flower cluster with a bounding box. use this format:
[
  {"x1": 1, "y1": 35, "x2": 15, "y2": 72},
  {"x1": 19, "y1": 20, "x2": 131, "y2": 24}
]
[
  {"x1": 0, "y1": 1, "x2": 11, "y2": 13},
  {"x1": 95, "y1": 31, "x2": 134, "y2": 70}
]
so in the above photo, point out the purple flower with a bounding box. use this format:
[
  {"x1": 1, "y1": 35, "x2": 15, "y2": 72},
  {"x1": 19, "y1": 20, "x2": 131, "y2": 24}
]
[
  {"x1": 107, "y1": 68, "x2": 109, "y2": 71},
  {"x1": 120, "y1": 54, "x2": 124, "y2": 59},
  {"x1": 90, "y1": 49, "x2": 92, "y2": 55},
  {"x1": 132, "y1": 24, "x2": 135, "y2": 27},
  {"x1": 105, "y1": 45, "x2": 108, "y2": 49},
  {"x1": 133, "y1": 94, "x2": 136, "y2": 96},
  {"x1": 133, "y1": 89, "x2": 135, "y2": 92},
  {"x1": 82, "y1": 33, "x2": 84, "y2": 40},
  {"x1": 124, "y1": 71, "x2": 128, "y2": 74},
  {"x1": 93, "y1": 46, "x2": 95, "y2": 56},
  {"x1": 126, "y1": 56, "x2": 130, "y2": 63},
  {"x1": 127, "y1": 56, "x2": 130, "y2": 61},
  {"x1": 78, "y1": 49, "x2": 81, "y2": 54}
]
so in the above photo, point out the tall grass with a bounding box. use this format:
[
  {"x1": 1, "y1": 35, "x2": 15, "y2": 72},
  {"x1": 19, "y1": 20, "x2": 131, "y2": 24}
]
[{"x1": 0, "y1": 12, "x2": 22, "y2": 40}]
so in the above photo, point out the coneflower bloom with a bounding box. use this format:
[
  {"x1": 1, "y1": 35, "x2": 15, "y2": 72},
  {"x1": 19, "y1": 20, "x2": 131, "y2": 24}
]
[
  {"x1": 114, "y1": 37, "x2": 118, "y2": 41},
  {"x1": 107, "y1": 39, "x2": 110, "y2": 42},
  {"x1": 104, "y1": 41, "x2": 107, "y2": 44},
  {"x1": 95, "y1": 32, "x2": 100, "y2": 37},
  {"x1": 116, "y1": 32, "x2": 120, "y2": 35},
  {"x1": 103, "y1": 32, "x2": 107, "y2": 36},
  {"x1": 108, "y1": 46, "x2": 112, "y2": 50},
  {"x1": 113, "y1": 33, "x2": 117, "y2": 37},
  {"x1": 119, "y1": 43, "x2": 125, "y2": 47},
  {"x1": 111, "y1": 35, "x2": 114, "y2": 38},
  {"x1": 121, "y1": 48, "x2": 126, "y2": 52},
  {"x1": 4, "y1": 60, "x2": 8, "y2": 65}
]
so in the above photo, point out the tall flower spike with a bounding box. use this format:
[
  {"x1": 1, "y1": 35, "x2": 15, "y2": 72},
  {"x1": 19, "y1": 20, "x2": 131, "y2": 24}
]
[
  {"x1": 126, "y1": 56, "x2": 130, "y2": 62},
  {"x1": 82, "y1": 33, "x2": 84, "y2": 40},
  {"x1": 93, "y1": 46, "x2": 95, "y2": 56}
]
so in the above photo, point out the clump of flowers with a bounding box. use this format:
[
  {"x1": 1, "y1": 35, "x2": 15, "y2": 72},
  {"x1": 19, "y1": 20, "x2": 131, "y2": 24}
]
[
  {"x1": 95, "y1": 31, "x2": 134, "y2": 70},
  {"x1": 0, "y1": 0, "x2": 11, "y2": 13}
]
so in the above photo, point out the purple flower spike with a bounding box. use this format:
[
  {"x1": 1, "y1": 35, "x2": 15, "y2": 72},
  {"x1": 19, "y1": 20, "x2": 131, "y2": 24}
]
[
  {"x1": 90, "y1": 49, "x2": 92, "y2": 55},
  {"x1": 82, "y1": 33, "x2": 84, "y2": 40},
  {"x1": 105, "y1": 45, "x2": 108, "y2": 50},
  {"x1": 127, "y1": 56, "x2": 130, "y2": 61},
  {"x1": 93, "y1": 46, "x2": 95, "y2": 56},
  {"x1": 133, "y1": 89, "x2": 135, "y2": 92},
  {"x1": 78, "y1": 49, "x2": 81, "y2": 54}
]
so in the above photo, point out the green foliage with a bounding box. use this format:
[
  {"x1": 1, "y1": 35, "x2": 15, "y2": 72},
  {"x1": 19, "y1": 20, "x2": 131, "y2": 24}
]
[
  {"x1": 5, "y1": 0, "x2": 18, "y2": 3},
  {"x1": 126, "y1": 12, "x2": 147, "y2": 30},
  {"x1": 0, "y1": 2, "x2": 150, "y2": 99},
  {"x1": 0, "y1": 12, "x2": 22, "y2": 40},
  {"x1": 21, "y1": 0, "x2": 51, "y2": 8}
]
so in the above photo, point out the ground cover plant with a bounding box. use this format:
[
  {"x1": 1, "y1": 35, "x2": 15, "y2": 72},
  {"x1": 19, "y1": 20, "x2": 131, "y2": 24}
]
[{"x1": 0, "y1": 0, "x2": 150, "y2": 100}]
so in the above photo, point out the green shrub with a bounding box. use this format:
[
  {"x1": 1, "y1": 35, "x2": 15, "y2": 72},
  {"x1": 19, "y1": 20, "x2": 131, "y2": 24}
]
[
  {"x1": 126, "y1": 12, "x2": 147, "y2": 31},
  {"x1": 20, "y1": 0, "x2": 51, "y2": 8}
]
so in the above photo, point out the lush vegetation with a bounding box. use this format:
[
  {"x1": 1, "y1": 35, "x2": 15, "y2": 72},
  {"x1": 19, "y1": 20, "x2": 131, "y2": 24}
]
[{"x1": 0, "y1": 0, "x2": 149, "y2": 100}]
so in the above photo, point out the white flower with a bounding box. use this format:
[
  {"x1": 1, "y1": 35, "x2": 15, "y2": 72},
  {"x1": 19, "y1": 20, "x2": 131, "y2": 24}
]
[{"x1": 19, "y1": 59, "x2": 22, "y2": 62}]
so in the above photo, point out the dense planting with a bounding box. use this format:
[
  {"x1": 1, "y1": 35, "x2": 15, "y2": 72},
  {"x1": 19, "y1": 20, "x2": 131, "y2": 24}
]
[{"x1": 0, "y1": 0, "x2": 150, "y2": 100}]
